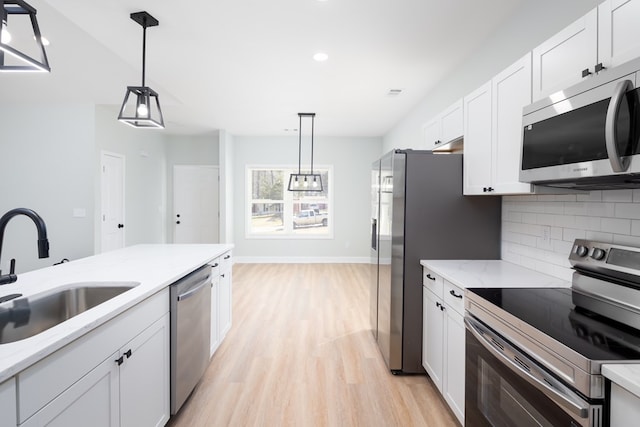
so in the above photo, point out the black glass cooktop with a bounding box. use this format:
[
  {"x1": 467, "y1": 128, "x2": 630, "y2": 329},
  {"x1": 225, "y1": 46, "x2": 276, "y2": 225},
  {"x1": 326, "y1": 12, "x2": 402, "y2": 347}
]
[{"x1": 468, "y1": 287, "x2": 640, "y2": 361}]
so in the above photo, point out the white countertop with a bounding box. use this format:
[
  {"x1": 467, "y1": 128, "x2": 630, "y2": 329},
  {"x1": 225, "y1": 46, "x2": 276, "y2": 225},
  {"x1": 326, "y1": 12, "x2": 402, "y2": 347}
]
[
  {"x1": 0, "y1": 243, "x2": 232, "y2": 383},
  {"x1": 420, "y1": 259, "x2": 571, "y2": 289},
  {"x1": 603, "y1": 364, "x2": 640, "y2": 398}
]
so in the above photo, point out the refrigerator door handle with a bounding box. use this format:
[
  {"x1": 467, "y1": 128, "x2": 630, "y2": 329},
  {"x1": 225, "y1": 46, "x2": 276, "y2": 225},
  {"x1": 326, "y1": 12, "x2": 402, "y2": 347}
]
[{"x1": 371, "y1": 218, "x2": 377, "y2": 250}]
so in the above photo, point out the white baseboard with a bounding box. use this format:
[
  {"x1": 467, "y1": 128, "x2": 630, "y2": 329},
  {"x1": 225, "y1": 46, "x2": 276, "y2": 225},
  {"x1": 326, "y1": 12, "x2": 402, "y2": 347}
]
[{"x1": 234, "y1": 256, "x2": 370, "y2": 264}]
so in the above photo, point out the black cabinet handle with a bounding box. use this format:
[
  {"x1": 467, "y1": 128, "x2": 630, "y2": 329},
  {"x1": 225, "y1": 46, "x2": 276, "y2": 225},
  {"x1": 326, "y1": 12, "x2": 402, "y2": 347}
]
[
  {"x1": 176, "y1": 214, "x2": 181, "y2": 218},
  {"x1": 595, "y1": 62, "x2": 605, "y2": 73},
  {"x1": 426, "y1": 274, "x2": 436, "y2": 281},
  {"x1": 212, "y1": 263, "x2": 219, "y2": 268},
  {"x1": 449, "y1": 289, "x2": 463, "y2": 299},
  {"x1": 224, "y1": 255, "x2": 231, "y2": 260},
  {"x1": 118, "y1": 224, "x2": 124, "y2": 229},
  {"x1": 483, "y1": 187, "x2": 495, "y2": 193},
  {"x1": 582, "y1": 68, "x2": 592, "y2": 78},
  {"x1": 115, "y1": 356, "x2": 124, "y2": 366},
  {"x1": 125, "y1": 349, "x2": 132, "y2": 359},
  {"x1": 435, "y1": 301, "x2": 441, "y2": 308},
  {"x1": 176, "y1": 221, "x2": 181, "y2": 224},
  {"x1": 434, "y1": 140, "x2": 442, "y2": 145}
]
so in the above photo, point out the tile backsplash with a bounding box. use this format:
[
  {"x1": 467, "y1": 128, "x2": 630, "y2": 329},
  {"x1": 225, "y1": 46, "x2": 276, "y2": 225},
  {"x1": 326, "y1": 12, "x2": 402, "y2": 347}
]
[{"x1": 501, "y1": 190, "x2": 640, "y2": 281}]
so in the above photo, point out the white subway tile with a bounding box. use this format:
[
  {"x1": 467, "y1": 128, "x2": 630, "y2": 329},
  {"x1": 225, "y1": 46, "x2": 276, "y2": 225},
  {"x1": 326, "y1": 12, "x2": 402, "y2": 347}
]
[
  {"x1": 544, "y1": 202, "x2": 564, "y2": 214},
  {"x1": 633, "y1": 190, "x2": 640, "y2": 203},
  {"x1": 537, "y1": 195, "x2": 558, "y2": 202},
  {"x1": 551, "y1": 194, "x2": 578, "y2": 202},
  {"x1": 553, "y1": 239, "x2": 575, "y2": 255},
  {"x1": 564, "y1": 202, "x2": 587, "y2": 215},
  {"x1": 602, "y1": 190, "x2": 634, "y2": 202},
  {"x1": 585, "y1": 202, "x2": 616, "y2": 218},
  {"x1": 613, "y1": 234, "x2": 640, "y2": 247},
  {"x1": 632, "y1": 220, "x2": 640, "y2": 237},
  {"x1": 503, "y1": 211, "x2": 523, "y2": 222},
  {"x1": 537, "y1": 213, "x2": 556, "y2": 226},
  {"x1": 550, "y1": 227, "x2": 563, "y2": 239},
  {"x1": 522, "y1": 212, "x2": 537, "y2": 224},
  {"x1": 536, "y1": 237, "x2": 554, "y2": 251},
  {"x1": 577, "y1": 191, "x2": 602, "y2": 202},
  {"x1": 575, "y1": 216, "x2": 601, "y2": 231},
  {"x1": 614, "y1": 203, "x2": 640, "y2": 220},
  {"x1": 601, "y1": 218, "x2": 631, "y2": 235},
  {"x1": 502, "y1": 232, "x2": 521, "y2": 244},
  {"x1": 563, "y1": 228, "x2": 586, "y2": 242},
  {"x1": 585, "y1": 231, "x2": 613, "y2": 243},
  {"x1": 521, "y1": 234, "x2": 537, "y2": 247}
]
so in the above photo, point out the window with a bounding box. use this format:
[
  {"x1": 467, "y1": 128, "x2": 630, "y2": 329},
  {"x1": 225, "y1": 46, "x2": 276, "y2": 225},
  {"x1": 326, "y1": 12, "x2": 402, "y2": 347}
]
[{"x1": 247, "y1": 166, "x2": 332, "y2": 238}]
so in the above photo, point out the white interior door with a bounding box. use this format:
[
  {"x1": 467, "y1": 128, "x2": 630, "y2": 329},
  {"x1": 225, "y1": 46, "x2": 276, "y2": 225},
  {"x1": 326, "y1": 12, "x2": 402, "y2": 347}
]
[
  {"x1": 101, "y1": 152, "x2": 125, "y2": 253},
  {"x1": 173, "y1": 165, "x2": 219, "y2": 243}
]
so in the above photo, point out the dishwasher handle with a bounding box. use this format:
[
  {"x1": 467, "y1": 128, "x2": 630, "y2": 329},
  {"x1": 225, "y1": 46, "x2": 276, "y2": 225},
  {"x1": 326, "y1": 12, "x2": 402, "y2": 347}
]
[{"x1": 177, "y1": 277, "x2": 210, "y2": 301}]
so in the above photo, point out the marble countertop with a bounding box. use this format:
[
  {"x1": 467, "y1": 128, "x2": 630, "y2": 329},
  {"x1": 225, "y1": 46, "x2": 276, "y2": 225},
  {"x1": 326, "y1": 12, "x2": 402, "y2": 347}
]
[
  {"x1": 419, "y1": 259, "x2": 571, "y2": 289},
  {"x1": 0, "y1": 244, "x2": 233, "y2": 383},
  {"x1": 603, "y1": 364, "x2": 640, "y2": 398}
]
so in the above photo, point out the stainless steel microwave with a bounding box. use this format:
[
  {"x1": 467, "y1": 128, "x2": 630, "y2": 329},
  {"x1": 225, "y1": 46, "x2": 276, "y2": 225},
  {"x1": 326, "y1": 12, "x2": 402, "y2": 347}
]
[{"x1": 520, "y1": 57, "x2": 640, "y2": 190}]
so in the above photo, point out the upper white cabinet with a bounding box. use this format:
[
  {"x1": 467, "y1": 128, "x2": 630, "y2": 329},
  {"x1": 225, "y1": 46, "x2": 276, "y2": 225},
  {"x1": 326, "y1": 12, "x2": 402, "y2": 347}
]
[
  {"x1": 423, "y1": 99, "x2": 463, "y2": 150},
  {"x1": 464, "y1": 53, "x2": 533, "y2": 195},
  {"x1": 532, "y1": 8, "x2": 597, "y2": 101},
  {"x1": 533, "y1": 0, "x2": 640, "y2": 101}
]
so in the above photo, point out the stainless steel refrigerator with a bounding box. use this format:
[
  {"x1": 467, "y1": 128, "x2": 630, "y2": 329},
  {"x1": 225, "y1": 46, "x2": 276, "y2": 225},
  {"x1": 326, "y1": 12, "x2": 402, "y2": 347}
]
[{"x1": 370, "y1": 149, "x2": 501, "y2": 374}]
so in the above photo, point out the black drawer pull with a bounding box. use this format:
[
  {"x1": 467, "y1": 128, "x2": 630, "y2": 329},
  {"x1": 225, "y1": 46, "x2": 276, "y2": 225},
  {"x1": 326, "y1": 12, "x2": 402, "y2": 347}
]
[
  {"x1": 582, "y1": 68, "x2": 592, "y2": 78},
  {"x1": 115, "y1": 356, "x2": 124, "y2": 366},
  {"x1": 224, "y1": 255, "x2": 231, "y2": 260},
  {"x1": 449, "y1": 289, "x2": 463, "y2": 299},
  {"x1": 426, "y1": 274, "x2": 436, "y2": 281}
]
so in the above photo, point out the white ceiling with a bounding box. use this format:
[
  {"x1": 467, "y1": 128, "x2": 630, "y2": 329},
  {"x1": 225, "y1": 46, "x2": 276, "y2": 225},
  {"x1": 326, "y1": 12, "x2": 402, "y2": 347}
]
[{"x1": 3, "y1": 0, "x2": 523, "y2": 136}]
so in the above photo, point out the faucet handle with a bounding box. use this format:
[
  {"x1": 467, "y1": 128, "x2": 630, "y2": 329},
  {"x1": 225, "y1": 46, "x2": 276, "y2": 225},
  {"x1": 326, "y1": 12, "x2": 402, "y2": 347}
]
[{"x1": 9, "y1": 259, "x2": 15, "y2": 275}]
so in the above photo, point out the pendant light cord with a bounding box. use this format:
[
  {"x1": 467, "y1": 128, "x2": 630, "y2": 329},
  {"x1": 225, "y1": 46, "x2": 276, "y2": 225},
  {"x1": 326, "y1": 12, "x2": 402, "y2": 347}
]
[
  {"x1": 141, "y1": 18, "x2": 147, "y2": 87},
  {"x1": 310, "y1": 115, "x2": 315, "y2": 175},
  {"x1": 297, "y1": 114, "x2": 302, "y2": 175}
]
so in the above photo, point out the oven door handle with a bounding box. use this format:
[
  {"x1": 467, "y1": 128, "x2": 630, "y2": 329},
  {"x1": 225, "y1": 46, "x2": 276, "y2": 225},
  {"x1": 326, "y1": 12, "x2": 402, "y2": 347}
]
[
  {"x1": 605, "y1": 79, "x2": 633, "y2": 173},
  {"x1": 465, "y1": 316, "x2": 591, "y2": 420}
]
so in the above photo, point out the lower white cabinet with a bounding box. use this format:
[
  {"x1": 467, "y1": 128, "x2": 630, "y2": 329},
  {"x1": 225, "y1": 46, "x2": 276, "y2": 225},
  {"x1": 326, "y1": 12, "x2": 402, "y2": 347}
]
[
  {"x1": 422, "y1": 268, "x2": 465, "y2": 425},
  {"x1": 17, "y1": 289, "x2": 170, "y2": 427},
  {"x1": 210, "y1": 250, "x2": 232, "y2": 358},
  {"x1": 210, "y1": 273, "x2": 221, "y2": 357},
  {"x1": 610, "y1": 382, "x2": 640, "y2": 426},
  {"x1": 1, "y1": 379, "x2": 17, "y2": 427}
]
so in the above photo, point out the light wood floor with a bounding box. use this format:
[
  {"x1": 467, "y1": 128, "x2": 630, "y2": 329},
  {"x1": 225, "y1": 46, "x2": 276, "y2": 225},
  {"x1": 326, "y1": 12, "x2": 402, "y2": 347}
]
[{"x1": 168, "y1": 263, "x2": 459, "y2": 427}]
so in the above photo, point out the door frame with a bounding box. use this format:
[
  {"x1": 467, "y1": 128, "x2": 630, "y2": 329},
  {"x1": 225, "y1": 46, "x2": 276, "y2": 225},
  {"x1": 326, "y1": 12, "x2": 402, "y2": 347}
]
[{"x1": 100, "y1": 151, "x2": 126, "y2": 253}]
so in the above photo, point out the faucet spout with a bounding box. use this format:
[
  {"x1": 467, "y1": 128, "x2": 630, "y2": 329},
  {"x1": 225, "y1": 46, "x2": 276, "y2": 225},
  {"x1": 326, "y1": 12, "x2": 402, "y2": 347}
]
[{"x1": 0, "y1": 208, "x2": 50, "y2": 285}]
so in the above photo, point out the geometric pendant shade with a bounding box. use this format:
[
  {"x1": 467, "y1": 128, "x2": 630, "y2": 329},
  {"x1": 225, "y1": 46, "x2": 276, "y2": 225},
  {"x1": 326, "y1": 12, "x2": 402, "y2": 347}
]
[
  {"x1": 288, "y1": 112, "x2": 323, "y2": 192},
  {"x1": 118, "y1": 11, "x2": 164, "y2": 129},
  {"x1": 0, "y1": 0, "x2": 50, "y2": 72}
]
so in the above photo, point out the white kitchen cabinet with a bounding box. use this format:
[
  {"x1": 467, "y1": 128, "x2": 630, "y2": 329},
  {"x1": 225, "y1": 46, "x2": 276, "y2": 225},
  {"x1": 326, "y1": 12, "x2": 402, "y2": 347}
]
[
  {"x1": 463, "y1": 81, "x2": 493, "y2": 195},
  {"x1": 422, "y1": 287, "x2": 444, "y2": 392},
  {"x1": 599, "y1": 0, "x2": 640, "y2": 70},
  {"x1": 119, "y1": 314, "x2": 170, "y2": 427},
  {"x1": 610, "y1": 382, "x2": 640, "y2": 426},
  {"x1": 1, "y1": 379, "x2": 17, "y2": 427},
  {"x1": 18, "y1": 288, "x2": 170, "y2": 427},
  {"x1": 533, "y1": 1, "x2": 640, "y2": 102},
  {"x1": 219, "y1": 252, "x2": 233, "y2": 339},
  {"x1": 422, "y1": 268, "x2": 465, "y2": 425},
  {"x1": 423, "y1": 99, "x2": 463, "y2": 150},
  {"x1": 464, "y1": 53, "x2": 533, "y2": 195},
  {"x1": 210, "y1": 273, "x2": 221, "y2": 357},
  {"x1": 532, "y1": 8, "x2": 598, "y2": 101}
]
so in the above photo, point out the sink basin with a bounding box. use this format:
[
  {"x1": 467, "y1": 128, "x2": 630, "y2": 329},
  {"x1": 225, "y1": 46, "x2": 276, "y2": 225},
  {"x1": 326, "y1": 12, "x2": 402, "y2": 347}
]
[{"x1": 0, "y1": 282, "x2": 139, "y2": 344}]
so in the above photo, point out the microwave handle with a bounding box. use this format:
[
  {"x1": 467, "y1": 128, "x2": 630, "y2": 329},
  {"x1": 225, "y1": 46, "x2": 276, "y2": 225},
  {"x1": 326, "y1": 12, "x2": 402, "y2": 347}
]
[{"x1": 605, "y1": 79, "x2": 633, "y2": 172}]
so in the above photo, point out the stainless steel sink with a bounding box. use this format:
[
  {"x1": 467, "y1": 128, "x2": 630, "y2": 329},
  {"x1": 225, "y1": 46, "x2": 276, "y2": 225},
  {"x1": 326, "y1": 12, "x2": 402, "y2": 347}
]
[{"x1": 0, "y1": 282, "x2": 139, "y2": 344}]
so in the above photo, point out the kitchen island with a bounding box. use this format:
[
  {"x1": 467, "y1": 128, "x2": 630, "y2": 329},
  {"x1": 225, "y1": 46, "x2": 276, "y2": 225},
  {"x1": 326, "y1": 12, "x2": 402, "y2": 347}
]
[{"x1": 0, "y1": 243, "x2": 232, "y2": 426}]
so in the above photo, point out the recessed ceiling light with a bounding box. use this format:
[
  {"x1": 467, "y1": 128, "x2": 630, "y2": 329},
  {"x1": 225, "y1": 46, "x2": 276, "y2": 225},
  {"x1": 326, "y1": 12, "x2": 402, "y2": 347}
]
[
  {"x1": 387, "y1": 89, "x2": 403, "y2": 96},
  {"x1": 313, "y1": 52, "x2": 328, "y2": 62}
]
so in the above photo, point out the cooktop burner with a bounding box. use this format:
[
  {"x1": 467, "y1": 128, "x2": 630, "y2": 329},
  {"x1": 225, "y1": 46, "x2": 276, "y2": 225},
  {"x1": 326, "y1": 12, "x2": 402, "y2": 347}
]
[{"x1": 468, "y1": 287, "x2": 640, "y2": 362}]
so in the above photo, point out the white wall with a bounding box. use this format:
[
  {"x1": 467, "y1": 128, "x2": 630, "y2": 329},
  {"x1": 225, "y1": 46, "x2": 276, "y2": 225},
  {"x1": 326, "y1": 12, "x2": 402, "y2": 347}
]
[
  {"x1": 383, "y1": 0, "x2": 602, "y2": 153},
  {"x1": 232, "y1": 135, "x2": 382, "y2": 262},
  {"x1": 0, "y1": 104, "x2": 95, "y2": 273},
  {"x1": 165, "y1": 133, "x2": 220, "y2": 242},
  {"x1": 219, "y1": 130, "x2": 235, "y2": 244},
  {"x1": 94, "y1": 106, "x2": 168, "y2": 251}
]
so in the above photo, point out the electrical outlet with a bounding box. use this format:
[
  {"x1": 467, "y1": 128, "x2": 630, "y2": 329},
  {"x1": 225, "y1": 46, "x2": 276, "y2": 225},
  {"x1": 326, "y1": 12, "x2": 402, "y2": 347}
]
[{"x1": 541, "y1": 226, "x2": 551, "y2": 244}]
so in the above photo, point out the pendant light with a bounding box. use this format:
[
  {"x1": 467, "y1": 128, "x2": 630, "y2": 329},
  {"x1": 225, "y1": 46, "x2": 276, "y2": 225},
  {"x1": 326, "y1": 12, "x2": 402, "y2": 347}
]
[
  {"x1": 288, "y1": 113, "x2": 323, "y2": 192},
  {"x1": 118, "y1": 11, "x2": 164, "y2": 129},
  {"x1": 0, "y1": 0, "x2": 50, "y2": 72}
]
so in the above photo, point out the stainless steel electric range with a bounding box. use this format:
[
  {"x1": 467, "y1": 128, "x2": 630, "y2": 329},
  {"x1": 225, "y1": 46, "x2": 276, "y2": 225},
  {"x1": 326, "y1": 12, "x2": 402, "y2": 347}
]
[{"x1": 464, "y1": 239, "x2": 640, "y2": 427}]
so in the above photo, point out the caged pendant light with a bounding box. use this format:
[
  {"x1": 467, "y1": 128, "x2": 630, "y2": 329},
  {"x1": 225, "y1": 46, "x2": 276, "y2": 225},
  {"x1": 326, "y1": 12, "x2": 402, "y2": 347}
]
[
  {"x1": 118, "y1": 11, "x2": 164, "y2": 129},
  {"x1": 288, "y1": 113, "x2": 323, "y2": 192},
  {"x1": 0, "y1": 0, "x2": 50, "y2": 72}
]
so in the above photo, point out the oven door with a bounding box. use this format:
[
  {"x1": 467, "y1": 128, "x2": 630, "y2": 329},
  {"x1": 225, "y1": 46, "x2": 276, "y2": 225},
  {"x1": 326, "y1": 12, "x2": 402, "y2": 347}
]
[{"x1": 465, "y1": 316, "x2": 605, "y2": 427}]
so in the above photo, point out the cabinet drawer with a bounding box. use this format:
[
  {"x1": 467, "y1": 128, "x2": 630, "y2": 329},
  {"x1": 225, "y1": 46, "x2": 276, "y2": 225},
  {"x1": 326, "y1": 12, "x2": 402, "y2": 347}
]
[
  {"x1": 443, "y1": 280, "x2": 464, "y2": 315},
  {"x1": 423, "y1": 268, "x2": 443, "y2": 297},
  {"x1": 209, "y1": 256, "x2": 221, "y2": 277}
]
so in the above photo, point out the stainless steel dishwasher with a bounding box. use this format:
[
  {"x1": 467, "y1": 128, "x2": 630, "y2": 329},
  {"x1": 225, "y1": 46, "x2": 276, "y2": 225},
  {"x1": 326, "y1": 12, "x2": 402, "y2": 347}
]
[{"x1": 170, "y1": 264, "x2": 211, "y2": 415}]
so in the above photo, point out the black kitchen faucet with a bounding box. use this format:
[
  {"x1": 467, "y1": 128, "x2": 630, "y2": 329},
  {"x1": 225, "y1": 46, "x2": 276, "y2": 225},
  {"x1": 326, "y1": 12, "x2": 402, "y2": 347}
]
[{"x1": 0, "y1": 208, "x2": 50, "y2": 285}]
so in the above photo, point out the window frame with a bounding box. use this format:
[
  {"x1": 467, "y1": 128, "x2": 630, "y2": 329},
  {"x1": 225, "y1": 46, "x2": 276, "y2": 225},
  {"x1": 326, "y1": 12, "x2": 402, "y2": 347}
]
[{"x1": 245, "y1": 164, "x2": 334, "y2": 239}]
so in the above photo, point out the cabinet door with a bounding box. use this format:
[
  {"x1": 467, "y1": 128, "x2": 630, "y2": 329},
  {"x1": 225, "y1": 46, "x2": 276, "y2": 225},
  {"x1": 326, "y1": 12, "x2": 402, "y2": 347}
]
[
  {"x1": 440, "y1": 99, "x2": 463, "y2": 145},
  {"x1": 219, "y1": 271, "x2": 232, "y2": 339},
  {"x1": 119, "y1": 314, "x2": 170, "y2": 427},
  {"x1": 463, "y1": 81, "x2": 493, "y2": 195},
  {"x1": 422, "y1": 289, "x2": 444, "y2": 393},
  {"x1": 492, "y1": 53, "x2": 534, "y2": 194},
  {"x1": 423, "y1": 118, "x2": 441, "y2": 150},
  {"x1": 611, "y1": 382, "x2": 640, "y2": 426},
  {"x1": 0, "y1": 379, "x2": 16, "y2": 427},
  {"x1": 22, "y1": 354, "x2": 119, "y2": 427},
  {"x1": 210, "y1": 274, "x2": 220, "y2": 357},
  {"x1": 444, "y1": 309, "x2": 465, "y2": 426},
  {"x1": 599, "y1": 0, "x2": 640, "y2": 69},
  {"x1": 532, "y1": 8, "x2": 598, "y2": 101}
]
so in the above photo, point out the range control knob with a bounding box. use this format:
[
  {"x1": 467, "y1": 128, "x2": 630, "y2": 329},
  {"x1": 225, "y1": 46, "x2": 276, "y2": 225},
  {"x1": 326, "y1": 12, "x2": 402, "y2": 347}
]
[
  {"x1": 575, "y1": 245, "x2": 589, "y2": 257},
  {"x1": 591, "y1": 248, "x2": 607, "y2": 261}
]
